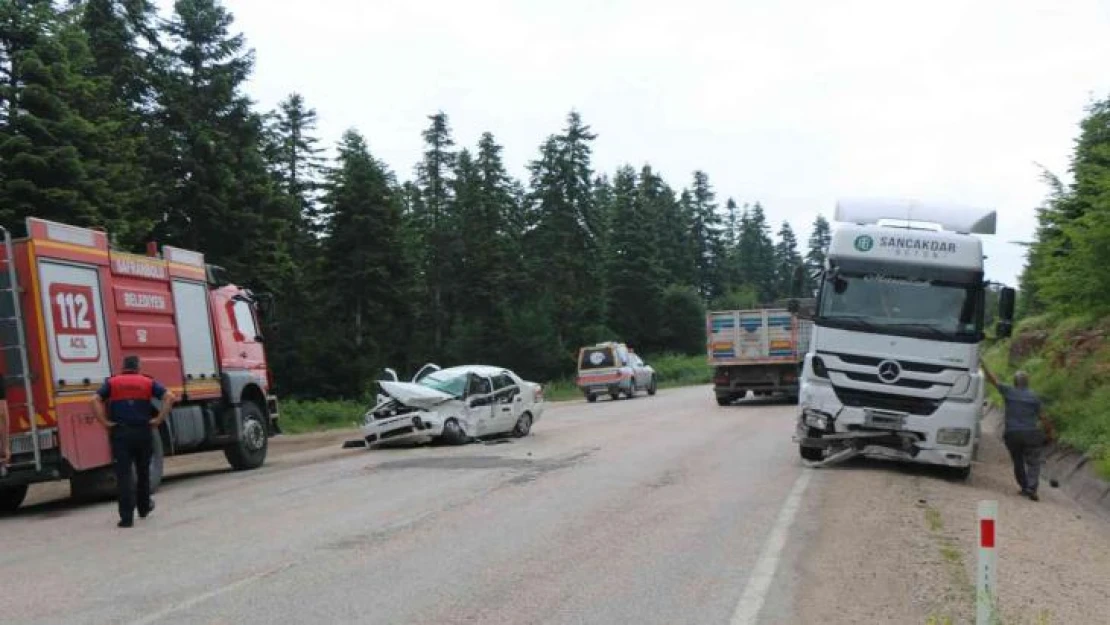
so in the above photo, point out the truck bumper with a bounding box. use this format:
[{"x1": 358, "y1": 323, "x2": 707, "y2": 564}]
[{"x1": 795, "y1": 382, "x2": 978, "y2": 468}]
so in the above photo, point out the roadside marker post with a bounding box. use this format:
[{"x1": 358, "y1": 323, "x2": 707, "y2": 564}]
[{"x1": 976, "y1": 500, "x2": 998, "y2": 625}]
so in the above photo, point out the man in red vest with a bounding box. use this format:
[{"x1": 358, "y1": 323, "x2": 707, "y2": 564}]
[{"x1": 92, "y1": 355, "x2": 176, "y2": 527}]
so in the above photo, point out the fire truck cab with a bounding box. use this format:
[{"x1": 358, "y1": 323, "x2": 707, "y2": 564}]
[{"x1": 0, "y1": 218, "x2": 280, "y2": 512}]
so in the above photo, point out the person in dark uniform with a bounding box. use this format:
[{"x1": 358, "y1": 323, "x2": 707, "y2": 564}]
[
  {"x1": 92, "y1": 355, "x2": 176, "y2": 527},
  {"x1": 981, "y1": 360, "x2": 1053, "y2": 501}
]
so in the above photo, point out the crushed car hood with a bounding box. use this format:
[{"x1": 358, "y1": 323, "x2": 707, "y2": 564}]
[{"x1": 378, "y1": 381, "x2": 458, "y2": 409}]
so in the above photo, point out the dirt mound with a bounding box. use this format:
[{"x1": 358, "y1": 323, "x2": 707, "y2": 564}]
[{"x1": 1008, "y1": 329, "x2": 1048, "y2": 364}]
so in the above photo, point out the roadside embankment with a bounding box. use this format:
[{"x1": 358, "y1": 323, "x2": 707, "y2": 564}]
[{"x1": 983, "y1": 314, "x2": 1110, "y2": 519}]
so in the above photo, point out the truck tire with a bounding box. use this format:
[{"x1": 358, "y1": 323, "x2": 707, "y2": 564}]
[
  {"x1": 716, "y1": 395, "x2": 732, "y2": 407},
  {"x1": 585, "y1": 393, "x2": 597, "y2": 403},
  {"x1": 947, "y1": 464, "x2": 972, "y2": 481},
  {"x1": 0, "y1": 484, "x2": 28, "y2": 513},
  {"x1": 224, "y1": 401, "x2": 268, "y2": 471}
]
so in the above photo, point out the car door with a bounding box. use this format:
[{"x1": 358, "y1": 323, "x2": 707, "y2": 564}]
[
  {"x1": 491, "y1": 372, "x2": 521, "y2": 433},
  {"x1": 464, "y1": 373, "x2": 496, "y2": 436}
]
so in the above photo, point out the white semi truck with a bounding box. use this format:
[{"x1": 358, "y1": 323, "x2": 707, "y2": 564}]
[{"x1": 790, "y1": 199, "x2": 1015, "y2": 479}]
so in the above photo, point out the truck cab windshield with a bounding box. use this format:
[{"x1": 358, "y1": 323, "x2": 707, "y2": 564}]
[{"x1": 817, "y1": 271, "x2": 982, "y2": 342}]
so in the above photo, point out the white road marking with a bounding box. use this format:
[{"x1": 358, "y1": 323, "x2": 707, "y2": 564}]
[
  {"x1": 125, "y1": 561, "x2": 296, "y2": 625},
  {"x1": 730, "y1": 469, "x2": 813, "y2": 625}
]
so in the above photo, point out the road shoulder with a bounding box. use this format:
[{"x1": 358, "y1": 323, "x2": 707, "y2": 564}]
[{"x1": 796, "y1": 412, "x2": 1110, "y2": 624}]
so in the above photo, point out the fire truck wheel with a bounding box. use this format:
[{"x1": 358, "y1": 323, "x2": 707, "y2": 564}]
[
  {"x1": 224, "y1": 401, "x2": 269, "y2": 471},
  {"x1": 0, "y1": 484, "x2": 29, "y2": 513}
]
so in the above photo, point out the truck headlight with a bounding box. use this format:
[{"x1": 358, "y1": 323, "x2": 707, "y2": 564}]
[
  {"x1": 803, "y1": 409, "x2": 831, "y2": 430},
  {"x1": 936, "y1": 428, "x2": 971, "y2": 446},
  {"x1": 947, "y1": 373, "x2": 971, "y2": 397}
]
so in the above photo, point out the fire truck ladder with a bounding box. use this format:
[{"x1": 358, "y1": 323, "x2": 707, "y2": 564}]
[{"x1": 0, "y1": 226, "x2": 40, "y2": 474}]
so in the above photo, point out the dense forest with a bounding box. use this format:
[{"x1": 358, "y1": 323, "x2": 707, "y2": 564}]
[{"x1": 3, "y1": 0, "x2": 827, "y2": 398}]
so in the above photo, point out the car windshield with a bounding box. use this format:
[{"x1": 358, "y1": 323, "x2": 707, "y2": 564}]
[
  {"x1": 417, "y1": 371, "x2": 468, "y2": 398},
  {"x1": 818, "y1": 272, "x2": 981, "y2": 340}
]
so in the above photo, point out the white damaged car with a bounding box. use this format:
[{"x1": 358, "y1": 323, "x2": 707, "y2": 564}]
[{"x1": 362, "y1": 364, "x2": 546, "y2": 447}]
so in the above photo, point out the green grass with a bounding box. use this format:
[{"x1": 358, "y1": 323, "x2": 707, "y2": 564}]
[
  {"x1": 543, "y1": 352, "x2": 711, "y2": 402},
  {"x1": 279, "y1": 398, "x2": 368, "y2": 434},
  {"x1": 983, "y1": 315, "x2": 1110, "y2": 478}
]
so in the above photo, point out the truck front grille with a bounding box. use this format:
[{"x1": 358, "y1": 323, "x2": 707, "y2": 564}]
[{"x1": 832, "y1": 387, "x2": 941, "y2": 416}]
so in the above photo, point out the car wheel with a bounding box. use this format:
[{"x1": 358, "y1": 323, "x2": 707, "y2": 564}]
[
  {"x1": 442, "y1": 418, "x2": 468, "y2": 445},
  {"x1": 610, "y1": 390, "x2": 621, "y2": 401},
  {"x1": 716, "y1": 395, "x2": 731, "y2": 407},
  {"x1": 586, "y1": 393, "x2": 597, "y2": 403},
  {"x1": 0, "y1": 485, "x2": 28, "y2": 513},
  {"x1": 512, "y1": 412, "x2": 533, "y2": 438},
  {"x1": 647, "y1": 376, "x2": 657, "y2": 396},
  {"x1": 625, "y1": 381, "x2": 636, "y2": 399}
]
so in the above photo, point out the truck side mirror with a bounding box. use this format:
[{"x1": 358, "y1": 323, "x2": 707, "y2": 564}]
[
  {"x1": 995, "y1": 286, "x2": 1016, "y2": 339},
  {"x1": 998, "y1": 287, "x2": 1016, "y2": 321}
]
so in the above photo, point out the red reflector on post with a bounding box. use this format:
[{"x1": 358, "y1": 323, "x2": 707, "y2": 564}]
[{"x1": 980, "y1": 519, "x2": 995, "y2": 548}]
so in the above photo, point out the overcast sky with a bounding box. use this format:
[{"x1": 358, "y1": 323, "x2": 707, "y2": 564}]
[{"x1": 171, "y1": 0, "x2": 1110, "y2": 285}]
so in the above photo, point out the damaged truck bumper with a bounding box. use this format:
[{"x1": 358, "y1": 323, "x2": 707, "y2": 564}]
[{"x1": 794, "y1": 382, "x2": 977, "y2": 469}]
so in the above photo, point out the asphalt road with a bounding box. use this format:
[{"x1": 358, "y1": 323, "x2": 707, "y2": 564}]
[{"x1": 0, "y1": 386, "x2": 817, "y2": 625}]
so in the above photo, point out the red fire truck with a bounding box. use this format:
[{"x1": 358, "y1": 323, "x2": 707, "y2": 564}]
[{"x1": 0, "y1": 218, "x2": 280, "y2": 512}]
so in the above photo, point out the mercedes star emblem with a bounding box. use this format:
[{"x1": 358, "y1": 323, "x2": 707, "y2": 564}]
[{"x1": 877, "y1": 360, "x2": 902, "y2": 383}]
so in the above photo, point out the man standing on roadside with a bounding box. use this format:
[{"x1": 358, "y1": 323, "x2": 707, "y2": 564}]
[
  {"x1": 92, "y1": 355, "x2": 176, "y2": 527},
  {"x1": 981, "y1": 361, "x2": 1052, "y2": 501}
]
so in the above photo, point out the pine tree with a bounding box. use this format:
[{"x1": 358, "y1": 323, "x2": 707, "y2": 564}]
[
  {"x1": 526, "y1": 110, "x2": 606, "y2": 356},
  {"x1": 75, "y1": 0, "x2": 162, "y2": 245},
  {"x1": 805, "y1": 214, "x2": 832, "y2": 294},
  {"x1": 317, "y1": 130, "x2": 409, "y2": 395},
  {"x1": 604, "y1": 165, "x2": 666, "y2": 350},
  {"x1": 151, "y1": 0, "x2": 260, "y2": 271},
  {"x1": 773, "y1": 221, "x2": 803, "y2": 300},
  {"x1": 732, "y1": 203, "x2": 775, "y2": 302},
  {"x1": 266, "y1": 92, "x2": 325, "y2": 234},
  {"x1": 413, "y1": 111, "x2": 457, "y2": 353},
  {"x1": 687, "y1": 170, "x2": 725, "y2": 300},
  {"x1": 0, "y1": 2, "x2": 102, "y2": 231}
]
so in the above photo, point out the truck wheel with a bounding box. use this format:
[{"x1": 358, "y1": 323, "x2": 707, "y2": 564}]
[
  {"x1": 647, "y1": 376, "x2": 657, "y2": 396},
  {"x1": 586, "y1": 393, "x2": 597, "y2": 403},
  {"x1": 441, "y1": 418, "x2": 468, "y2": 445},
  {"x1": 224, "y1": 401, "x2": 269, "y2": 471},
  {"x1": 0, "y1": 485, "x2": 28, "y2": 513},
  {"x1": 716, "y1": 395, "x2": 732, "y2": 407},
  {"x1": 609, "y1": 390, "x2": 621, "y2": 401},
  {"x1": 947, "y1": 464, "x2": 972, "y2": 481}
]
